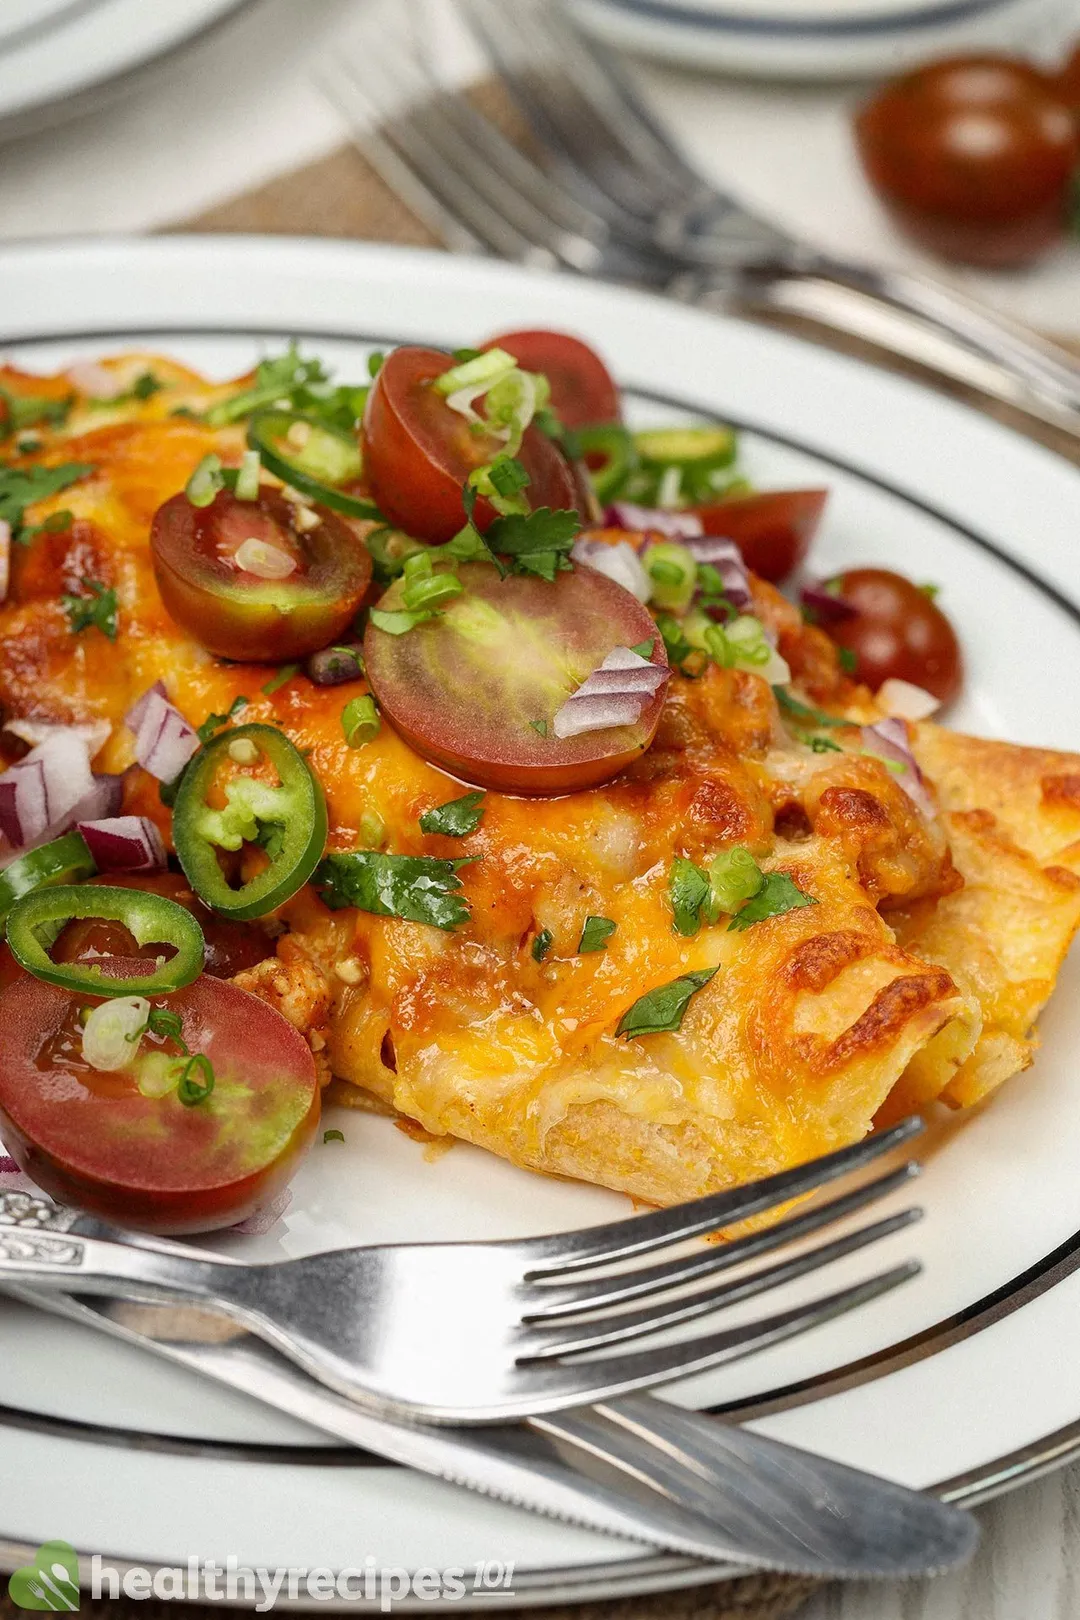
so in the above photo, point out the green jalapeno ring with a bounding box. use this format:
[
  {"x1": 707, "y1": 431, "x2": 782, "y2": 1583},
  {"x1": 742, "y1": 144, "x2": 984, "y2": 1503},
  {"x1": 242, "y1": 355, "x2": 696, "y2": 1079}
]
[
  {"x1": 566, "y1": 425, "x2": 638, "y2": 506},
  {"x1": 6, "y1": 884, "x2": 205, "y2": 998},
  {"x1": 172, "y1": 722, "x2": 328, "y2": 921},
  {"x1": 247, "y1": 410, "x2": 382, "y2": 521},
  {"x1": 0, "y1": 832, "x2": 97, "y2": 926}
]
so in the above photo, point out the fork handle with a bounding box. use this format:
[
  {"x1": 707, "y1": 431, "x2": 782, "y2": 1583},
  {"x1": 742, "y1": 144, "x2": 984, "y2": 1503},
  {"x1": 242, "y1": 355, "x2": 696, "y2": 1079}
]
[
  {"x1": 689, "y1": 260, "x2": 1080, "y2": 437},
  {"x1": 531, "y1": 1397, "x2": 977, "y2": 1577},
  {"x1": 0, "y1": 1193, "x2": 230, "y2": 1301}
]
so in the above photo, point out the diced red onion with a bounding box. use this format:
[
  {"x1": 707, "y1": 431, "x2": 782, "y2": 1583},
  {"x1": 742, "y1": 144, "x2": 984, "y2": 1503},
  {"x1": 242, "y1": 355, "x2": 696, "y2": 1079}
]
[
  {"x1": 126, "y1": 685, "x2": 199, "y2": 783},
  {"x1": 684, "y1": 535, "x2": 752, "y2": 610},
  {"x1": 605, "y1": 502, "x2": 704, "y2": 541},
  {"x1": 77, "y1": 815, "x2": 166, "y2": 874},
  {"x1": 0, "y1": 1150, "x2": 38, "y2": 1196},
  {"x1": 861, "y1": 718, "x2": 934, "y2": 817},
  {"x1": 571, "y1": 537, "x2": 650, "y2": 602},
  {"x1": 800, "y1": 582, "x2": 857, "y2": 625},
  {"x1": 4, "y1": 717, "x2": 111, "y2": 758},
  {"x1": 0, "y1": 519, "x2": 9, "y2": 604},
  {"x1": 0, "y1": 731, "x2": 95, "y2": 849},
  {"x1": 877, "y1": 678, "x2": 940, "y2": 722},
  {"x1": 233, "y1": 1187, "x2": 294, "y2": 1235},
  {"x1": 553, "y1": 646, "x2": 670, "y2": 740},
  {"x1": 67, "y1": 360, "x2": 124, "y2": 399}
]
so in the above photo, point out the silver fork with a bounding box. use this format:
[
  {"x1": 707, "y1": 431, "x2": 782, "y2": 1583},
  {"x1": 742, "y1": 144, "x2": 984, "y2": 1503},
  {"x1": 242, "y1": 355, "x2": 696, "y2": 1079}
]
[
  {"x1": 0, "y1": 1119, "x2": 923, "y2": 1425},
  {"x1": 320, "y1": 0, "x2": 1080, "y2": 435}
]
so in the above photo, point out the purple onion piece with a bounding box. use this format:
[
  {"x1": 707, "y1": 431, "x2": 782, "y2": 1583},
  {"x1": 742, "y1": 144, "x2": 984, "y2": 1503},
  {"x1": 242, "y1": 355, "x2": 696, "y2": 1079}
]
[
  {"x1": 0, "y1": 731, "x2": 95, "y2": 850},
  {"x1": 605, "y1": 502, "x2": 704, "y2": 541},
  {"x1": 684, "y1": 535, "x2": 753, "y2": 610},
  {"x1": 861, "y1": 719, "x2": 934, "y2": 817},
  {"x1": 571, "y1": 538, "x2": 651, "y2": 602},
  {"x1": 306, "y1": 643, "x2": 366, "y2": 686},
  {"x1": 125, "y1": 679, "x2": 167, "y2": 733},
  {"x1": 552, "y1": 647, "x2": 670, "y2": 739},
  {"x1": 801, "y1": 582, "x2": 857, "y2": 625},
  {"x1": 131, "y1": 689, "x2": 199, "y2": 783},
  {"x1": 77, "y1": 815, "x2": 167, "y2": 874},
  {"x1": 233, "y1": 1187, "x2": 294, "y2": 1235}
]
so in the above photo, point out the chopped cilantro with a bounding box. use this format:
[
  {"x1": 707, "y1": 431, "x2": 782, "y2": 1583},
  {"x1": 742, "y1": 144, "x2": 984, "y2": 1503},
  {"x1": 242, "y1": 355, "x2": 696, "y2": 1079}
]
[
  {"x1": 420, "y1": 790, "x2": 486, "y2": 838},
  {"x1": 809, "y1": 735, "x2": 843, "y2": 754},
  {"x1": 532, "y1": 927, "x2": 554, "y2": 962},
  {"x1": 487, "y1": 506, "x2": 581, "y2": 582},
  {"x1": 631, "y1": 639, "x2": 656, "y2": 659},
  {"x1": 530, "y1": 719, "x2": 548, "y2": 737},
  {"x1": 367, "y1": 352, "x2": 386, "y2": 378},
  {"x1": 62, "y1": 578, "x2": 118, "y2": 641},
  {"x1": 205, "y1": 346, "x2": 331, "y2": 427},
  {"x1": 616, "y1": 968, "x2": 718, "y2": 1038},
  {"x1": 919, "y1": 582, "x2": 940, "y2": 600},
  {"x1": 727, "y1": 871, "x2": 817, "y2": 932},
  {"x1": 837, "y1": 646, "x2": 858, "y2": 675},
  {"x1": 1, "y1": 461, "x2": 94, "y2": 540},
  {"x1": 21, "y1": 509, "x2": 73, "y2": 543},
  {"x1": 197, "y1": 695, "x2": 249, "y2": 744},
  {"x1": 669, "y1": 857, "x2": 710, "y2": 937},
  {"x1": 317, "y1": 850, "x2": 473, "y2": 931},
  {"x1": 88, "y1": 371, "x2": 163, "y2": 408},
  {"x1": 2, "y1": 393, "x2": 72, "y2": 435},
  {"x1": 323, "y1": 1129, "x2": 346, "y2": 1144},
  {"x1": 578, "y1": 915, "x2": 616, "y2": 953}
]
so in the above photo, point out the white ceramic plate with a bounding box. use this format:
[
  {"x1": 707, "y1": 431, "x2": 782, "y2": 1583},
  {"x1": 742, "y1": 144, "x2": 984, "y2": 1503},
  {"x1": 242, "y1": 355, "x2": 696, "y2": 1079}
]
[
  {"x1": 1, "y1": 236, "x2": 1080, "y2": 1607},
  {"x1": 568, "y1": 0, "x2": 1073, "y2": 78},
  {"x1": 0, "y1": 0, "x2": 253, "y2": 139}
]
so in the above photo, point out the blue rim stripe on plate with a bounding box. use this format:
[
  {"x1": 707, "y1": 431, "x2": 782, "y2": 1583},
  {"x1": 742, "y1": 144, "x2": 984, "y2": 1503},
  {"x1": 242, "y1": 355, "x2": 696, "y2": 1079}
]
[{"x1": 577, "y1": 0, "x2": 1027, "y2": 38}]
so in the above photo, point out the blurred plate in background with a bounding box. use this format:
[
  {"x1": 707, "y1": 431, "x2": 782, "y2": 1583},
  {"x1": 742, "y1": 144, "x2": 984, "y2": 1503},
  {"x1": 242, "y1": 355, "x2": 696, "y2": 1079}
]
[
  {"x1": 567, "y1": 0, "x2": 1075, "y2": 78},
  {"x1": 0, "y1": 0, "x2": 254, "y2": 138}
]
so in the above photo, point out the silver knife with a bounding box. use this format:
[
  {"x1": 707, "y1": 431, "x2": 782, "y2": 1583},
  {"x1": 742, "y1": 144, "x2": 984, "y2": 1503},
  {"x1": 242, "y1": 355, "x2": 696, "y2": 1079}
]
[{"x1": 2, "y1": 1275, "x2": 977, "y2": 1580}]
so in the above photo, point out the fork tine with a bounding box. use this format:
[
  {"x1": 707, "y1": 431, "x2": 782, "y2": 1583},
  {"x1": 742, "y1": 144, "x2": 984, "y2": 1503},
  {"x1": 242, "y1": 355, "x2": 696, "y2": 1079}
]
[
  {"x1": 520, "y1": 1264, "x2": 920, "y2": 1406},
  {"x1": 522, "y1": 1162, "x2": 918, "y2": 1319},
  {"x1": 520, "y1": 1207, "x2": 921, "y2": 1359},
  {"x1": 523, "y1": 1118, "x2": 924, "y2": 1274}
]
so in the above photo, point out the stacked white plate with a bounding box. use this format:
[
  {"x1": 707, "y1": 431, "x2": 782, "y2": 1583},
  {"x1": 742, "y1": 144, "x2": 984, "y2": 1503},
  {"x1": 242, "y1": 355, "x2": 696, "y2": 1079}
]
[
  {"x1": 567, "y1": 0, "x2": 1076, "y2": 79},
  {"x1": 0, "y1": 0, "x2": 253, "y2": 139}
]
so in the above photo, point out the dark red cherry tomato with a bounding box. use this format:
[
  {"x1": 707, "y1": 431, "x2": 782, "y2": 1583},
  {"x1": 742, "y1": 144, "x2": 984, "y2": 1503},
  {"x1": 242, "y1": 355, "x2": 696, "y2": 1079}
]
[
  {"x1": 362, "y1": 347, "x2": 583, "y2": 545},
  {"x1": 150, "y1": 486, "x2": 372, "y2": 662},
  {"x1": 825, "y1": 568, "x2": 962, "y2": 705},
  {"x1": 856, "y1": 56, "x2": 1080, "y2": 266},
  {"x1": 482, "y1": 329, "x2": 621, "y2": 429},
  {"x1": 691, "y1": 490, "x2": 828, "y2": 583},
  {"x1": 0, "y1": 974, "x2": 319, "y2": 1233},
  {"x1": 364, "y1": 562, "x2": 668, "y2": 794}
]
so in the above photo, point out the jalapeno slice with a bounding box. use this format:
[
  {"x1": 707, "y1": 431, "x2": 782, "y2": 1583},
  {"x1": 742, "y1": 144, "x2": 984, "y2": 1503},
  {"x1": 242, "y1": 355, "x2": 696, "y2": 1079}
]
[
  {"x1": 172, "y1": 723, "x2": 327, "y2": 920},
  {"x1": 247, "y1": 410, "x2": 380, "y2": 520},
  {"x1": 6, "y1": 884, "x2": 205, "y2": 997},
  {"x1": 0, "y1": 832, "x2": 96, "y2": 925},
  {"x1": 569, "y1": 425, "x2": 638, "y2": 504}
]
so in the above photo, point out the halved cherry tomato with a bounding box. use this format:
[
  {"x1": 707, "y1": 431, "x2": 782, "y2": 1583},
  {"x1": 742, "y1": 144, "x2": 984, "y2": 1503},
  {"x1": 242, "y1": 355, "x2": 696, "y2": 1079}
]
[
  {"x1": 150, "y1": 486, "x2": 372, "y2": 662},
  {"x1": 364, "y1": 562, "x2": 668, "y2": 794},
  {"x1": 856, "y1": 56, "x2": 1080, "y2": 266},
  {"x1": 0, "y1": 974, "x2": 319, "y2": 1233},
  {"x1": 825, "y1": 568, "x2": 962, "y2": 704},
  {"x1": 482, "y1": 329, "x2": 621, "y2": 429},
  {"x1": 52, "y1": 873, "x2": 271, "y2": 981},
  {"x1": 362, "y1": 347, "x2": 583, "y2": 545},
  {"x1": 692, "y1": 490, "x2": 828, "y2": 582}
]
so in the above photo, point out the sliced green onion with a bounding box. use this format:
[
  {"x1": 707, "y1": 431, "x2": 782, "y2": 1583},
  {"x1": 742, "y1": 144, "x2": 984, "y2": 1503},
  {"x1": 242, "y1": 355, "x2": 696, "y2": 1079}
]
[
  {"x1": 433, "y1": 348, "x2": 517, "y2": 400},
  {"x1": 342, "y1": 695, "x2": 380, "y2": 748},
  {"x1": 403, "y1": 573, "x2": 463, "y2": 612},
  {"x1": 235, "y1": 449, "x2": 262, "y2": 502},
  {"x1": 706, "y1": 847, "x2": 764, "y2": 919},
  {"x1": 324, "y1": 1128, "x2": 346, "y2": 1144},
  {"x1": 81, "y1": 996, "x2": 151, "y2": 1072},
  {"x1": 644, "y1": 542, "x2": 696, "y2": 612},
  {"x1": 369, "y1": 606, "x2": 437, "y2": 636},
  {"x1": 185, "y1": 453, "x2": 225, "y2": 508},
  {"x1": 177, "y1": 1052, "x2": 215, "y2": 1107}
]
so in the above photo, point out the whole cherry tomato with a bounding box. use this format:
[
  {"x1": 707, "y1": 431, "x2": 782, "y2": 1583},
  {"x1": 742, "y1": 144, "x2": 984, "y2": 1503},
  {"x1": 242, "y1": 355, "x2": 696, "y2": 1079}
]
[
  {"x1": 824, "y1": 568, "x2": 962, "y2": 705},
  {"x1": 855, "y1": 56, "x2": 1080, "y2": 266}
]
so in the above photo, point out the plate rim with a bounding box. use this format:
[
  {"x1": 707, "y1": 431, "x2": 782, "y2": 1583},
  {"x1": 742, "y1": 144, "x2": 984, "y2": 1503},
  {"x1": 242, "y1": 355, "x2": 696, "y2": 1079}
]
[
  {"x1": 570, "y1": 0, "x2": 1026, "y2": 36},
  {"x1": 2, "y1": 233, "x2": 1080, "y2": 1602}
]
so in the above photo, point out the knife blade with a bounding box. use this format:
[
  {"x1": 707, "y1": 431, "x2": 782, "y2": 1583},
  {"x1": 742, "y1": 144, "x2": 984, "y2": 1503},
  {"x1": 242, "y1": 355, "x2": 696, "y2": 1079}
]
[{"x1": 4, "y1": 1284, "x2": 977, "y2": 1580}]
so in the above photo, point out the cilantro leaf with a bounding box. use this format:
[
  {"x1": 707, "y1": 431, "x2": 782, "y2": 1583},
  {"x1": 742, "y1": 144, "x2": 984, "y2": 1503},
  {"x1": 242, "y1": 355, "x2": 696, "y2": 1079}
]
[
  {"x1": 205, "y1": 346, "x2": 332, "y2": 428},
  {"x1": 62, "y1": 578, "x2": 118, "y2": 640},
  {"x1": 578, "y1": 915, "x2": 616, "y2": 953},
  {"x1": 532, "y1": 927, "x2": 554, "y2": 962},
  {"x1": 317, "y1": 850, "x2": 473, "y2": 931},
  {"x1": 669, "y1": 857, "x2": 709, "y2": 938},
  {"x1": 837, "y1": 645, "x2": 858, "y2": 675},
  {"x1": 420, "y1": 790, "x2": 486, "y2": 838},
  {"x1": 727, "y1": 872, "x2": 818, "y2": 932},
  {"x1": 197, "y1": 695, "x2": 249, "y2": 744},
  {"x1": 88, "y1": 371, "x2": 163, "y2": 408},
  {"x1": 616, "y1": 968, "x2": 718, "y2": 1038},
  {"x1": 1, "y1": 462, "x2": 94, "y2": 540},
  {"x1": 487, "y1": 507, "x2": 581, "y2": 582},
  {"x1": 21, "y1": 510, "x2": 73, "y2": 544}
]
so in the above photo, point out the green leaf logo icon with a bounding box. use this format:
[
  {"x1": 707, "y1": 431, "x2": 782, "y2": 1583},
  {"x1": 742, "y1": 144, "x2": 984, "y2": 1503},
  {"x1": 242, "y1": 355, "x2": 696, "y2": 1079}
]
[{"x1": 8, "y1": 1541, "x2": 80, "y2": 1610}]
